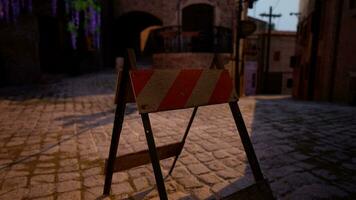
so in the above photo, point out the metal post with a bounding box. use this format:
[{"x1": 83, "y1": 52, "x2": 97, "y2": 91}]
[
  {"x1": 103, "y1": 50, "x2": 131, "y2": 195},
  {"x1": 167, "y1": 107, "x2": 198, "y2": 176},
  {"x1": 177, "y1": 0, "x2": 182, "y2": 52},
  {"x1": 260, "y1": 7, "x2": 282, "y2": 93},
  {"x1": 141, "y1": 113, "x2": 168, "y2": 200},
  {"x1": 235, "y1": 0, "x2": 243, "y2": 96},
  {"x1": 229, "y1": 102, "x2": 264, "y2": 182},
  {"x1": 103, "y1": 101, "x2": 126, "y2": 195},
  {"x1": 265, "y1": 6, "x2": 273, "y2": 93}
]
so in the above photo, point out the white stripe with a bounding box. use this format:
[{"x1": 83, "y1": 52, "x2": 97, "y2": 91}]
[
  {"x1": 185, "y1": 70, "x2": 222, "y2": 108},
  {"x1": 136, "y1": 70, "x2": 180, "y2": 113}
]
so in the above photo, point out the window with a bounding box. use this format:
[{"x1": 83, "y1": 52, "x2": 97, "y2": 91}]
[
  {"x1": 287, "y1": 78, "x2": 293, "y2": 88},
  {"x1": 273, "y1": 51, "x2": 281, "y2": 61},
  {"x1": 350, "y1": 0, "x2": 356, "y2": 9}
]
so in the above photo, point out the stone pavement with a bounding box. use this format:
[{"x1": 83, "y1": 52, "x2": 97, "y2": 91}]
[{"x1": 0, "y1": 71, "x2": 355, "y2": 200}]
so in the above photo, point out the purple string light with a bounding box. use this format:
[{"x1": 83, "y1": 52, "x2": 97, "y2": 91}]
[
  {"x1": 0, "y1": 0, "x2": 101, "y2": 50},
  {"x1": 88, "y1": 6, "x2": 96, "y2": 34},
  {"x1": 74, "y1": 10, "x2": 79, "y2": 26},
  {"x1": 84, "y1": 9, "x2": 89, "y2": 36},
  {"x1": 27, "y1": 0, "x2": 31, "y2": 12},
  {"x1": 71, "y1": 32, "x2": 77, "y2": 49},
  {"x1": 65, "y1": 1, "x2": 69, "y2": 13},
  {"x1": 11, "y1": 0, "x2": 20, "y2": 21},
  {"x1": 15, "y1": 0, "x2": 20, "y2": 17},
  {"x1": 51, "y1": 0, "x2": 57, "y2": 16},
  {"x1": 96, "y1": 13, "x2": 101, "y2": 48},
  {"x1": 67, "y1": 1, "x2": 101, "y2": 49},
  {"x1": 0, "y1": 0, "x2": 4, "y2": 19},
  {"x1": 4, "y1": 0, "x2": 9, "y2": 21}
]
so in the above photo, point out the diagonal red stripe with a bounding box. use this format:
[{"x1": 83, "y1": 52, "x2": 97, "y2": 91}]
[
  {"x1": 158, "y1": 69, "x2": 203, "y2": 111},
  {"x1": 130, "y1": 70, "x2": 154, "y2": 96},
  {"x1": 209, "y1": 70, "x2": 233, "y2": 104}
]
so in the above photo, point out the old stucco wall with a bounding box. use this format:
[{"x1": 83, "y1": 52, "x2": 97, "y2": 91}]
[
  {"x1": 114, "y1": 0, "x2": 235, "y2": 28},
  {"x1": 333, "y1": 1, "x2": 356, "y2": 103}
]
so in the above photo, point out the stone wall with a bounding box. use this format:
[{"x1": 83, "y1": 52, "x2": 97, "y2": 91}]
[
  {"x1": 115, "y1": 0, "x2": 235, "y2": 28},
  {"x1": 152, "y1": 53, "x2": 232, "y2": 69},
  {"x1": 269, "y1": 33, "x2": 296, "y2": 73},
  {"x1": 0, "y1": 16, "x2": 41, "y2": 86},
  {"x1": 255, "y1": 32, "x2": 295, "y2": 95},
  {"x1": 294, "y1": 0, "x2": 356, "y2": 104},
  {"x1": 313, "y1": 0, "x2": 339, "y2": 101},
  {"x1": 333, "y1": 1, "x2": 356, "y2": 103}
]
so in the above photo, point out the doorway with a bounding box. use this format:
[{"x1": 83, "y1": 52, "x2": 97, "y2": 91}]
[
  {"x1": 114, "y1": 11, "x2": 162, "y2": 63},
  {"x1": 182, "y1": 4, "x2": 214, "y2": 52}
]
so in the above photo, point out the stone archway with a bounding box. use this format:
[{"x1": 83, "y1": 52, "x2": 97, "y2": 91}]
[
  {"x1": 182, "y1": 4, "x2": 214, "y2": 52},
  {"x1": 114, "y1": 11, "x2": 163, "y2": 60}
]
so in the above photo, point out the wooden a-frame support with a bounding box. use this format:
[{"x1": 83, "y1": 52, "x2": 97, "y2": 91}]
[{"x1": 103, "y1": 50, "x2": 274, "y2": 199}]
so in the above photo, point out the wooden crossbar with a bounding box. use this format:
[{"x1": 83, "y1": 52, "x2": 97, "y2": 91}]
[{"x1": 106, "y1": 142, "x2": 182, "y2": 173}]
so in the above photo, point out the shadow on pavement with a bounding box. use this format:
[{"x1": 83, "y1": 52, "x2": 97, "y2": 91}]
[
  {"x1": 54, "y1": 104, "x2": 137, "y2": 130},
  {"x1": 0, "y1": 100, "x2": 137, "y2": 174},
  {"x1": 0, "y1": 70, "x2": 117, "y2": 101},
  {"x1": 209, "y1": 96, "x2": 356, "y2": 199}
]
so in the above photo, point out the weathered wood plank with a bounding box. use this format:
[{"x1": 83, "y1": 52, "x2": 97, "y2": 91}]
[{"x1": 107, "y1": 142, "x2": 182, "y2": 173}]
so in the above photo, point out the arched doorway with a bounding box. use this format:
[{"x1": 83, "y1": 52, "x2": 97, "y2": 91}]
[
  {"x1": 182, "y1": 4, "x2": 214, "y2": 52},
  {"x1": 114, "y1": 11, "x2": 162, "y2": 62}
]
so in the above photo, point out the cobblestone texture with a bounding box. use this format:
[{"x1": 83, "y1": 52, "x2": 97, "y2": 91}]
[{"x1": 0, "y1": 71, "x2": 355, "y2": 199}]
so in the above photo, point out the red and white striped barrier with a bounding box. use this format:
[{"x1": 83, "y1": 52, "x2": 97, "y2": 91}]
[{"x1": 130, "y1": 69, "x2": 238, "y2": 113}]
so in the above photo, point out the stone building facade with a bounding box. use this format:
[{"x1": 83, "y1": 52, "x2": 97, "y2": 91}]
[
  {"x1": 265, "y1": 31, "x2": 296, "y2": 95},
  {"x1": 244, "y1": 17, "x2": 268, "y2": 95},
  {"x1": 115, "y1": 0, "x2": 235, "y2": 28},
  {"x1": 107, "y1": 0, "x2": 251, "y2": 96},
  {"x1": 1, "y1": 0, "x2": 250, "y2": 88},
  {"x1": 111, "y1": 0, "x2": 239, "y2": 69},
  {"x1": 244, "y1": 18, "x2": 296, "y2": 95},
  {"x1": 293, "y1": 0, "x2": 356, "y2": 105}
]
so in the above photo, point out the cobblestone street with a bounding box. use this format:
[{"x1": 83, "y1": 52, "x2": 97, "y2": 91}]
[{"x1": 0, "y1": 71, "x2": 355, "y2": 200}]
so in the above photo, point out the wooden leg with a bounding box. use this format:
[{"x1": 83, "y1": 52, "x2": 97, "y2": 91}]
[
  {"x1": 141, "y1": 113, "x2": 168, "y2": 200},
  {"x1": 229, "y1": 102, "x2": 264, "y2": 182},
  {"x1": 167, "y1": 107, "x2": 198, "y2": 177},
  {"x1": 103, "y1": 102, "x2": 126, "y2": 195}
]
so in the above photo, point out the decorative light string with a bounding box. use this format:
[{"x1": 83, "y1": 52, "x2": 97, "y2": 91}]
[
  {"x1": 0, "y1": 0, "x2": 101, "y2": 49},
  {"x1": 0, "y1": 0, "x2": 33, "y2": 21},
  {"x1": 66, "y1": 0, "x2": 101, "y2": 49}
]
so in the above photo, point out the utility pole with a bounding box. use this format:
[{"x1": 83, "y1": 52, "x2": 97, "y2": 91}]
[
  {"x1": 290, "y1": 12, "x2": 301, "y2": 17},
  {"x1": 235, "y1": 0, "x2": 243, "y2": 96},
  {"x1": 235, "y1": 0, "x2": 257, "y2": 96},
  {"x1": 177, "y1": 0, "x2": 182, "y2": 52},
  {"x1": 260, "y1": 6, "x2": 281, "y2": 93}
]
